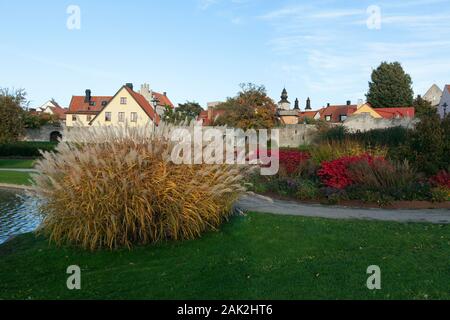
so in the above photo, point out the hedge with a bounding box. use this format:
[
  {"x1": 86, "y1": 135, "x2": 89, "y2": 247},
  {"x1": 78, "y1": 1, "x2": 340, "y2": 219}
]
[
  {"x1": 0, "y1": 141, "x2": 58, "y2": 157},
  {"x1": 320, "y1": 126, "x2": 412, "y2": 148}
]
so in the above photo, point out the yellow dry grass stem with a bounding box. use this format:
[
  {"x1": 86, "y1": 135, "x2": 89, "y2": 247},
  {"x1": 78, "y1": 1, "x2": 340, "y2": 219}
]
[
  {"x1": 32, "y1": 124, "x2": 249, "y2": 250},
  {"x1": 311, "y1": 140, "x2": 388, "y2": 164}
]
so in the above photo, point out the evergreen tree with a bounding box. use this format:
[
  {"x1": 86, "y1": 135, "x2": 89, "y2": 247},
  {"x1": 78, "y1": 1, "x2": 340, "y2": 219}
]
[
  {"x1": 413, "y1": 95, "x2": 436, "y2": 120},
  {"x1": 366, "y1": 62, "x2": 414, "y2": 108}
]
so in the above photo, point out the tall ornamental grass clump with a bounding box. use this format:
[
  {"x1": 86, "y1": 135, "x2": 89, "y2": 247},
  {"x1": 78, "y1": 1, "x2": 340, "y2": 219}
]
[{"x1": 33, "y1": 124, "x2": 249, "y2": 250}]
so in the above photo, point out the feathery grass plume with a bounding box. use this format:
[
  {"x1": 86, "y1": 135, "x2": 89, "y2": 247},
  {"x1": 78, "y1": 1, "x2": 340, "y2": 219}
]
[{"x1": 32, "y1": 123, "x2": 249, "y2": 250}]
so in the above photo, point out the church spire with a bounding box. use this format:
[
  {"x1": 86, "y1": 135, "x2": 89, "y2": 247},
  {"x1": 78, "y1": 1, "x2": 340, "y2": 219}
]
[
  {"x1": 294, "y1": 98, "x2": 300, "y2": 110},
  {"x1": 280, "y1": 88, "x2": 289, "y2": 103},
  {"x1": 306, "y1": 97, "x2": 312, "y2": 110}
]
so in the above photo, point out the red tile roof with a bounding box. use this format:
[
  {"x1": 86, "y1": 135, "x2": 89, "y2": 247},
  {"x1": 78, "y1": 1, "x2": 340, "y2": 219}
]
[
  {"x1": 49, "y1": 106, "x2": 68, "y2": 120},
  {"x1": 298, "y1": 110, "x2": 319, "y2": 121},
  {"x1": 375, "y1": 107, "x2": 415, "y2": 119},
  {"x1": 320, "y1": 105, "x2": 357, "y2": 122},
  {"x1": 153, "y1": 92, "x2": 174, "y2": 108},
  {"x1": 124, "y1": 86, "x2": 160, "y2": 125},
  {"x1": 66, "y1": 96, "x2": 112, "y2": 114},
  {"x1": 446, "y1": 85, "x2": 450, "y2": 94}
]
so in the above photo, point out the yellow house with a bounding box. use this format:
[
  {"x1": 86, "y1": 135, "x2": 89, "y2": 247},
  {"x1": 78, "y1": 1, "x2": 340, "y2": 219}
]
[
  {"x1": 351, "y1": 103, "x2": 383, "y2": 118},
  {"x1": 90, "y1": 85, "x2": 160, "y2": 127},
  {"x1": 66, "y1": 84, "x2": 160, "y2": 127}
]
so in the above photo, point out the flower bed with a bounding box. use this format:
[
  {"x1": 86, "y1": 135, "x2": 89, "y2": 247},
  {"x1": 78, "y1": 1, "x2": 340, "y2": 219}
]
[{"x1": 248, "y1": 146, "x2": 450, "y2": 208}]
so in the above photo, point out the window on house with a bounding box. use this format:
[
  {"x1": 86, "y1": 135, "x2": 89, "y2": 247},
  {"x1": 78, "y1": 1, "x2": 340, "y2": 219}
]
[
  {"x1": 340, "y1": 115, "x2": 347, "y2": 122},
  {"x1": 325, "y1": 115, "x2": 332, "y2": 122},
  {"x1": 105, "y1": 112, "x2": 112, "y2": 122},
  {"x1": 131, "y1": 112, "x2": 137, "y2": 122},
  {"x1": 118, "y1": 112, "x2": 125, "y2": 122},
  {"x1": 72, "y1": 115, "x2": 77, "y2": 122},
  {"x1": 120, "y1": 97, "x2": 127, "y2": 105},
  {"x1": 86, "y1": 115, "x2": 92, "y2": 122}
]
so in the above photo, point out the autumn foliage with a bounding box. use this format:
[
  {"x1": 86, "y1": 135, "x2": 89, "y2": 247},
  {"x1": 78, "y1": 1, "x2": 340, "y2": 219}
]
[{"x1": 317, "y1": 154, "x2": 383, "y2": 189}]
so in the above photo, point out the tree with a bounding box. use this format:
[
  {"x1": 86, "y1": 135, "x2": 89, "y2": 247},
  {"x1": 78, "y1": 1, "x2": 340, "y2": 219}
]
[
  {"x1": 177, "y1": 101, "x2": 203, "y2": 119},
  {"x1": 214, "y1": 83, "x2": 277, "y2": 130},
  {"x1": 408, "y1": 112, "x2": 446, "y2": 175},
  {"x1": 162, "y1": 101, "x2": 203, "y2": 124},
  {"x1": 0, "y1": 88, "x2": 27, "y2": 143},
  {"x1": 23, "y1": 112, "x2": 60, "y2": 129},
  {"x1": 413, "y1": 95, "x2": 436, "y2": 120},
  {"x1": 366, "y1": 62, "x2": 414, "y2": 108}
]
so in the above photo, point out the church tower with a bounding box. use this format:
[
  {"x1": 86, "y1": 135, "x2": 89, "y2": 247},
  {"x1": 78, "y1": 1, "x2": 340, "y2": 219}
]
[{"x1": 278, "y1": 88, "x2": 291, "y2": 110}]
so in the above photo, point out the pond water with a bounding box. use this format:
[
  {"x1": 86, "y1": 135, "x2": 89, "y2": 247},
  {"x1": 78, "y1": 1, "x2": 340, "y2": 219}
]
[{"x1": 0, "y1": 188, "x2": 42, "y2": 244}]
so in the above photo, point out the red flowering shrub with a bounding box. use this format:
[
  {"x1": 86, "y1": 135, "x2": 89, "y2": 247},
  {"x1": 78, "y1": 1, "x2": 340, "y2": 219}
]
[
  {"x1": 430, "y1": 171, "x2": 450, "y2": 189},
  {"x1": 278, "y1": 150, "x2": 310, "y2": 175},
  {"x1": 317, "y1": 154, "x2": 384, "y2": 189},
  {"x1": 248, "y1": 149, "x2": 310, "y2": 175}
]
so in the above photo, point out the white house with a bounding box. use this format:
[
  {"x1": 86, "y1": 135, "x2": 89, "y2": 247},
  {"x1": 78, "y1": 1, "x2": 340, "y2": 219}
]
[{"x1": 437, "y1": 85, "x2": 450, "y2": 119}]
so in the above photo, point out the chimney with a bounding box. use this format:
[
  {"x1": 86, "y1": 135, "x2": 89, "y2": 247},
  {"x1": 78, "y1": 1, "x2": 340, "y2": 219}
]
[
  {"x1": 346, "y1": 100, "x2": 351, "y2": 106},
  {"x1": 327, "y1": 103, "x2": 330, "y2": 108},
  {"x1": 306, "y1": 97, "x2": 311, "y2": 110},
  {"x1": 85, "y1": 89, "x2": 91, "y2": 103},
  {"x1": 163, "y1": 92, "x2": 167, "y2": 96},
  {"x1": 126, "y1": 83, "x2": 134, "y2": 91}
]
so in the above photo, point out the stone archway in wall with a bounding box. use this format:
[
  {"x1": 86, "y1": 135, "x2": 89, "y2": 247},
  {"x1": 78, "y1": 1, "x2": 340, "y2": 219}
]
[{"x1": 50, "y1": 131, "x2": 62, "y2": 142}]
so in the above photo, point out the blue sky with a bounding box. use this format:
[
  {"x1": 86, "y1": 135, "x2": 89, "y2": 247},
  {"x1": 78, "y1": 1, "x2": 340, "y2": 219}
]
[{"x1": 1, "y1": 0, "x2": 449, "y2": 109}]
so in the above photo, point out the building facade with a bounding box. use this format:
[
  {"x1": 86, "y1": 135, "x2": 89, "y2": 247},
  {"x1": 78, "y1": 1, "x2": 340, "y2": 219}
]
[
  {"x1": 66, "y1": 83, "x2": 168, "y2": 127},
  {"x1": 90, "y1": 85, "x2": 159, "y2": 127},
  {"x1": 437, "y1": 85, "x2": 450, "y2": 119},
  {"x1": 423, "y1": 84, "x2": 443, "y2": 107}
]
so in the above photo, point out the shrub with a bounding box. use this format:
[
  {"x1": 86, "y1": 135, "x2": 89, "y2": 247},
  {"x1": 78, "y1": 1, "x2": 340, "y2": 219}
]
[
  {"x1": 406, "y1": 114, "x2": 446, "y2": 175},
  {"x1": 320, "y1": 187, "x2": 348, "y2": 204},
  {"x1": 430, "y1": 187, "x2": 449, "y2": 203},
  {"x1": 430, "y1": 171, "x2": 450, "y2": 189},
  {"x1": 318, "y1": 125, "x2": 348, "y2": 142},
  {"x1": 296, "y1": 180, "x2": 320, "y2": 200},
  {"x1": 0, "y1": 141, "x2": 57, "y2": 157},
  {"x1": 33, "y1": 125, "x2": 249, "y2": 250},
  {"x1": 318, "y1": 125, "x2": 411, "y2": 148},
  {"x1": 310, "y1": 140, "x2": 387, "y2": 165},
  {"x1": 278, "y1": 149, "x2": 310, "y2": 176},
  {"x1": 347, "y1": 159, "x2": 424, "y2": 201},
  {"x1": 348, "y1": 159, "x2": 416, "y2": 192},
  {"x1": 351, "y1": 189, "x2": 394, "y2": 206},
  {"x1": 317, "y1": 154, "x2": 382, "y2": 189}
]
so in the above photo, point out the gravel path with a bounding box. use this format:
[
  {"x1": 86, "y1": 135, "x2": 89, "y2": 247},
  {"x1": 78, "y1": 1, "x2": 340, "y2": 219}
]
[{"x1": 236, "y1": 193, "x2": 450, "y2": 224}]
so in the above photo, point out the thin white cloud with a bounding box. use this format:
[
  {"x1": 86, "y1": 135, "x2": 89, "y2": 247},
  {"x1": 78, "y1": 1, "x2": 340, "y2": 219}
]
[
  {"x1": 258, "y1": 5, "x2": 308, "y2": 20},
  {"x1": 198, "y1": 0, "x2": 218, "y2": 10},
  {"x1": 382, "y1": 0, "x2": 450, "y2": 9},
  {"x1": 310, "y1": 9, "x2": 365, "y2": 19}
]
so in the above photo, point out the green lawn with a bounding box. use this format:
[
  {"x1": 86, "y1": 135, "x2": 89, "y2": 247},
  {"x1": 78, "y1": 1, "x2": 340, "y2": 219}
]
[
  {"x1": 0, "y1": 159, "x2": 35, "y2": 169},
  {"x1": 1, "y1": 213, "x2": 450, "y2": 300},
  {"x1": 0, "y1": 171, "x2": 32, "y2": 186}
]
